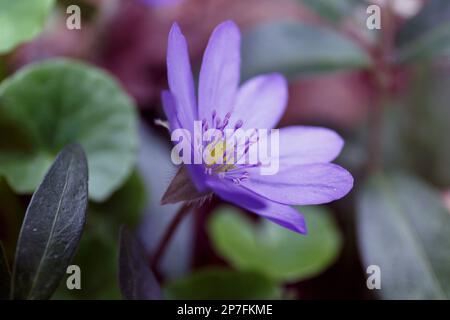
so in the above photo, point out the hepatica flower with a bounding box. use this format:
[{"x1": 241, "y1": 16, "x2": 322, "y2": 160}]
[
  {"x1": 140, "y1": 0, "x2": 184, "y2": 7},
  {"x1": 161, "y1": 21, "x2": 353, "y2": 234}
]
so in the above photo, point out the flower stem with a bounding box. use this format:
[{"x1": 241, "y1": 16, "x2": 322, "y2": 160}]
[{"x1": 150, "y1": 202, "x2": 192, "y2": 273}]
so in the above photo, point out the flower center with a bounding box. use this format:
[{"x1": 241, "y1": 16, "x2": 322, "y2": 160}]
[{"x1": 200, "y1": 109, "x2": 259, "y2": 185}]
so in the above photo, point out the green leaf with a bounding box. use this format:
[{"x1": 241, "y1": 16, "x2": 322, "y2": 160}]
[
  {"x1": 0, "y1": 58, "x2": 138, "y2": 201},
  {"x1": 89, "y1": 170, "x2": 147, "y2": 227},
  {"x1": 357, "y1": 173, "x2": 450, "y2": 299},
  {"x1": 0, "y1": 0, "x2": 55, "y2": 53},
  {"x1": 208, "y1": 206, "x2": 342, "y2": 282},
  {"x1": 298, "y1": 0, "x2": 362, "y2": 23},
  {"x1": 11, "y1": 144, "x2": 88, "y2": 300},
  {"x1": 164, "y1": 268, "x2": 281, "y2": 299},
  {"x1": 390, "y1": 65, "x2": 450, "y2": 187},
  {"x1": 368, "y1": 64, "x2": 450, "y2": 188},
  {"x1": 0, "y1": 242, "x2": 11, "y2": 300},
  {"x1": 241, "y1": 20, "x2": 371, "y2": 80},
  {"x1": 395, "y1": 0, "x2": 450, "y2": 62},
  {"x1": 119, "y1": 226, "x2": 161, "y2": 300}
]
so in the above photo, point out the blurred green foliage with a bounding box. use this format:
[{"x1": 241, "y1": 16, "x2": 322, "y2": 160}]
[
  {"x1": 0, "y1": 59, "x2": 138, "y2": 201},
  {"x1": 357, "y1": 173, "x2": 450, "y2": 299},
  {"x1": 396, "y1": 0, "x2": 450, "y2": 62},
  {"x1": 1, "y1": 0, "x2": 450, "y2": 301},
  {"x1": 0, "y1": 0, "x2": 55, "y2": 53},
  {"x1": 208, "y1": 206, "x2": 342, "y2": 283},
  {"x1": 377, "y1": 64, "x2": 450, "y2": 188},
  {"x1": 298, "y1": 0, "x2": 363, "y2": 23},
  {"x1": 241, "y1": 20, "x2": 371, "y2": 80},
  {"x1": 54, "y1": 170, "x2": 147, "y2": 300},
  {"x1": 164, "y1": 268, "x2": 281, "y2": 300}
]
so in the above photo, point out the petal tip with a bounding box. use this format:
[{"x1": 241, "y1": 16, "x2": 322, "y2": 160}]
[
  {"x1": 170, "y1": 22, "x2": 181, "y2": 33},
  {"x1": 214, "y1": 20, "x2": 241, "y2": 39},
  {"x1": 168, "y1": 22, "x2": 186, "y2": 44}
]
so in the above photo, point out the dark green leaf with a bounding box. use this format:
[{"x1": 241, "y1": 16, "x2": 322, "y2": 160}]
[
  {"x1": 241, "y1": 20, "x2": 371, "y2": 80},
  {"x1": 90, "y1": 170, "x2": 147, "y2": 227},
  {"x1": 11, "y1": 144, "x2": 88, "y2": 300},
  {"x1": 298, "y1": 0, "x2": 362, "y2": 23},
  {"x1": 0, "y1": 59, "x2": 138, "y2": 201},
  {"x1": 357, "y1": 173, "x2": 450, "y2": 299},
  {"x1": 208, "y1": 206, "x2": 342, "y2": 282},
  {"x1": 396, "y1": 0, "x2": 450, "y2": 62},
  {"x1": 0, "y1": 242, "x2": 10, "y2": 300},
  {"x1": 164, "y1": 268, "x2": 281, "y2": 300},
  {"x1": 0, "y1": 0, "x2": 55, "y2": 53},
  {"x1": 378, "y1": 64, "x2": 450, "y2": 187},
  {"x1": 119, "y1": 226, "x2": 161, "y2": 300}
]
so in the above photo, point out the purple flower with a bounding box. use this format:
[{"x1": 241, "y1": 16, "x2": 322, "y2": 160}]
[
  {"x1": 139, "y1": 0, "x2": 184, "y2": 8},
  {"x1": 162, "y1": 21, "x2": 353, "y2": 234}
]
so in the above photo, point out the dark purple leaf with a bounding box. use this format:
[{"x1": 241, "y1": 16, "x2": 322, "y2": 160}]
[
  {"x1": 11, "y1": 144, "x2": 88, "y2": 300},
  {"x1": 118, "y1": 226, "x2": 162, "y2": 300}
]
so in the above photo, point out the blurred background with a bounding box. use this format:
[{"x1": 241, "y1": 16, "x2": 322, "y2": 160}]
[{"x1": 1, "y1": 0, "x2": 450, "y2": 299}]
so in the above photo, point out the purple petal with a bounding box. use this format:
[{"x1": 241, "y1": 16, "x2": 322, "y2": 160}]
[
  {"x1": 185, "y1": 164, "x2": 208, "y2": 193},
  {"x1": 277, "y1": 126, "x2": 344, "y2": 165},
  {"x1": 167, "y1": 23, "x2": 197, "y2": 132},
  {"x1": 207, "y1": 178, "x2": 307, "y2": 234},
  {"x1": 229, "y1": 73, "x2": 287, "y2": 130},
  {"x1": 161, "y1": 90, "x2": 180, "y2": 131},
  {"x1": 162, "y1": 91, "x2": 207, "y2": 192},
  {"x1": 140, "y1": 0, "x2": 184, "y2": 8},
  {"x1": 198, "y1": 21, "x2": 241, "y2": 122},
  {"x1": 242, "y1": 163, "x2": 353, "y2": 205}
]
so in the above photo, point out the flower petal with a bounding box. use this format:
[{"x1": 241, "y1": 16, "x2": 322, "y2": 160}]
[
  {"x1": 207, "y1": 178, "x2": 307, "y2": 234},
  {"x1": 167, "y1": 23, "x2": 197, "y2": 131},
  {"x1": 186, "y1": 164, "x2": 208, "y2": 193},
  {"x1": 277, "y1": 126, "x2": 344, "y2": 165},
  {"x1": 242, "y1": 163, "x2": 353, "y2": 205},
  {"x1": 161, "y1": 90, "x2": 180, "y2": 131},
  {"x1": 229, "y1": 73, "x2": 288, "y2": 130},
  {"x1": 162, "y1": 91, "x2": 208, "y2": 192},
  {"x1": 198, "y1": 21, "x2": 241, "y2": 122}
]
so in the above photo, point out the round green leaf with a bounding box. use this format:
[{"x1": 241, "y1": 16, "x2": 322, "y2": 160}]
[
  {"x1": 0, "y1": 0, "x2": 55, "y2": 53},
  {"x1": 164, "y1": 268, "x2": 281, "y2": 300},
  {"x1": 0, "y1": 59, "x2": 138, "y2": 201},
  {"x1": 208, "y1": 206, "x2": 342, "y2": 283},
  {"x1": 241, "y1": 20, "x2": 371, "y2": 80}
]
